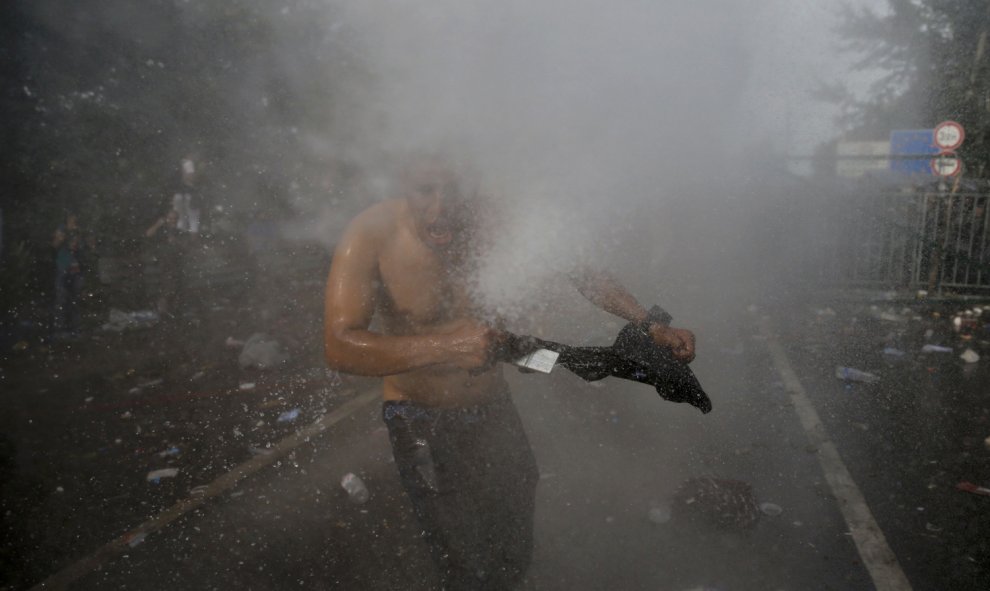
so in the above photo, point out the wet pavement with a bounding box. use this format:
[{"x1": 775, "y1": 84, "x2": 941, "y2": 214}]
[
  {"x1": 780, "y1": 300, "x2": 990, "y2": 590},
  {"x1": 3, "y1": 294, "x2": 990, "y2": 590}
]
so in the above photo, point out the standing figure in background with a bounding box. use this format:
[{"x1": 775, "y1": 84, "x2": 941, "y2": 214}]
[
  {"x1": 173, "y1": 158, "x2": 202, "y2": 234},
  {"x1": 145, "y1": 209, "x2": 185, "y2": 316},
  {"x1": 52, "y1": 212, "x2": 93, "y2": 338}
]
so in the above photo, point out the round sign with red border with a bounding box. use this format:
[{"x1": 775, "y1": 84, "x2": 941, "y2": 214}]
[
  {"x1": 931, "y1": 153, "x2": 962, "y2": 177},
  {"x1": 934, "y1": 120, "x2": 965, "y2": 152}
]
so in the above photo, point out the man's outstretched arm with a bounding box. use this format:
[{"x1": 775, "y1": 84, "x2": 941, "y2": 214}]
[
  {"x1": 323, "y1": 213, "x2": 495, "y2": 376},
  {"x1": 571, "y1": 268, "x2": 696, "y2": 363}
]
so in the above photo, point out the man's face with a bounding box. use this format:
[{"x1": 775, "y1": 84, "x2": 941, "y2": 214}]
[{"x1": 404, "y1": 162, "x2": 471, "y2": 250}]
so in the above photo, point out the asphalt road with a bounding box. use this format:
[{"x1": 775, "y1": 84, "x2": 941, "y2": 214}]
[
  {"x1": 66, "y1": 342, "x2": 870, "y2": 590},
  {"x1": 6, "y1": 296, "x2": 990, "y2": 590}
]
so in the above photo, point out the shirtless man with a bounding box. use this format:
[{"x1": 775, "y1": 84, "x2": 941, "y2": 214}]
[{"x1": 323, "y1": 156, "x2": 695, "y2": 590}]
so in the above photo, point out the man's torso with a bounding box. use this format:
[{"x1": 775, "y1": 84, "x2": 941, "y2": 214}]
[{"x1": 373, "y1": 200, "x2": 505, "y2": 407}]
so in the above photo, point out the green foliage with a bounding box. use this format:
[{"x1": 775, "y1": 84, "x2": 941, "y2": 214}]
[
  {"x1": 4, "y1": 0, "x2": 366, "y2": 247},
  {"x1": 830, "y1": 0, "x2": 990, "y2": 175}
]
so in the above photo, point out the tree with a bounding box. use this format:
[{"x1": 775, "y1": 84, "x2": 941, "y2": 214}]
[
  {"x1": 1, "y1": 0, "x2": 369, "y2": 318},
  {"x1": 830, "y1": 0, "x2": 990, "y2": 175},
  {"x1": 2, "y1": 0, "x2": 366, "y2": 246}
]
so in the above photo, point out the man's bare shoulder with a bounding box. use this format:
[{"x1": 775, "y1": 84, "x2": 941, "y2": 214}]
[{"x1": 343, "y1": 199, "x2": 405, "y2": 244}]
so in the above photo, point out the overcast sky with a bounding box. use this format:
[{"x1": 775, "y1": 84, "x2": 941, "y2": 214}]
[{"x1": 737, "y1": 0, "x2": 889, "y2": 155}]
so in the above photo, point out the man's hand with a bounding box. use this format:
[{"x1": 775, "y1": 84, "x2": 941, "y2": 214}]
[
  {"x1": 442, "y1": 320, "x2": 503, "y2": 370},
  {"x1": 146, "y1": 218, "x2": 165, "y2": 238},
  {"x1": 648, "y1": 325, "x2": 696, "y2": 363}
]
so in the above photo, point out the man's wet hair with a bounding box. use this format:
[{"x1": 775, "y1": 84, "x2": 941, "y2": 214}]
[{"x1": 397, "y1": 150, "x2": 483, "y2": 199}]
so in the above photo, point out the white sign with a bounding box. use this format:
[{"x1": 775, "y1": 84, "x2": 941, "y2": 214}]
[
  {"x1": 931, "y1": 153, "x2": 962, "y2": 177},
  {"x1": 836, "y1": 140, "x2": 891, "y2": 178},
  {"x1": 513, "y1": 349, "x2": 559, "y2": 374},
  {"x1": 934, "y1": 120, "x2": 965, "y2": 152}
]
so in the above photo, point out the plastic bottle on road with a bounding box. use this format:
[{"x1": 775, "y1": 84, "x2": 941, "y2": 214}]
[
  {"x1": 413, "y1": 439, "x2": 440, "y2": 493},
  {"x1": 834, "y1": 366, "x2": 880, "y2": 384},
  {"x1": 341, "y1": 473, "x2": 369, "y2": 504}
]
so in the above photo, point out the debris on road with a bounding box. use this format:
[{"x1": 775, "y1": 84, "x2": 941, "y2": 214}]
[
  {"x1": 341, "y1": 472, "x2": 370, "y2": 504},
  {"x1": 673, "y1": 477, "x2": 760, "y2": 530},
  {"x1": 237, "y1": 332, "x2": 290, "y2": 369},
  {"x1": 921, "y1": 344, "x2": 953, "y2": 353},
  {"x1": 129, "y1": 378, "x2": 165, "y2": 394},
  {"x1": 277, "y1": 408, "x2": 301, "y2": 423},
  {"x1": 956, "y1": 481, "x2": 990, "y2": 497},
  {"x1": 102, "y1": 309, "x2": 159, "y2": 332},
  {"x1": 834, "y1": 366, "x2": 880, "y2": 384},
  {"x1": 952, "y1": 311, "x2": 982, "y2": 340},
  {"x1": 126, "y1": 532, "x2": 147, "y2": 547},
  {"x1": 157, "y1": 446, "x2": 181, "y2": 457},
  {"x1": 759, "y1": 502, "x2": 783, "y2": 517},
  {"x1": 239, "y1": 382, "x2": 256, "y2": 391},
  {"x1": 960, "y1": 349, "x2": 980, "y2": 363},
  {"x1": 146, "y1": 468, "x2": 180, "y2": 482},
  {"x1": 882, "y1": 347, "x2": 906, "y2": 357}
]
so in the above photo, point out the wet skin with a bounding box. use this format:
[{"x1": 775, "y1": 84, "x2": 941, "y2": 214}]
[{"x1": 323, "y1": 162, "x2": 696, "y2": 407}]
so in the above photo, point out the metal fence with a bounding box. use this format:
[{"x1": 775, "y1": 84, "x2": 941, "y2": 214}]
[{"x1": 786, "y1": 185, "x2": 990, "y2": 294}]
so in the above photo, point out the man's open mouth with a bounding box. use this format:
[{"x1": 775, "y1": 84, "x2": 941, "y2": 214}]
[{"x1": 426, "y1": 223, "x2": 453, "y2": 245}]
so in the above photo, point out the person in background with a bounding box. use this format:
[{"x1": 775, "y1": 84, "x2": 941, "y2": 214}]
[
  {"x1": 173, "y1": 158, "x2": 203, "y2": 235},
  {"x1": 145, "y1": 209, "x2": 185, "y2": 316},
  {"x1": 52, "y1": 212, "x2": 94, "y2": 338}
]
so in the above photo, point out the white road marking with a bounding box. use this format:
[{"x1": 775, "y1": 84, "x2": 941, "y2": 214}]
[
  {"x1": 760, "y1": 317, "x2": 913, "y2": 591},
  {"x1": 30, "y1": 388, "x2": 381, "y2": 591}
]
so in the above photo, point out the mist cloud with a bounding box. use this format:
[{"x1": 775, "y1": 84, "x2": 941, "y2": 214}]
[{"x1": 303, "y1": 1, "x2": 873, "y2": 320}]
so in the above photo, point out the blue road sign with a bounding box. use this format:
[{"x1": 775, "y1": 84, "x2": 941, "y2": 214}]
[{"x1": 889, "y1": 129, "x2": 938, "y2": 174}]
